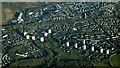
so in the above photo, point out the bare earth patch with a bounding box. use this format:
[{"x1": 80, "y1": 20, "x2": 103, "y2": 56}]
[{"x1": 2, "y1": 8, "x2": 14, "y2": 24}]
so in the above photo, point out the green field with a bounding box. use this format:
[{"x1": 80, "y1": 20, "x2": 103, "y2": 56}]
[{"x1": 110, "y1": 55, "x2": 120, "y2": 67}]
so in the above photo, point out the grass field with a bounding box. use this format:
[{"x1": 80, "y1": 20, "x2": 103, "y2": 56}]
[
  {"x1": 110, "y1": 55, "x2": 120, "y2": 67},
  {"x1": 92, "y1": 60, "x2": 110, "y2": 68}
]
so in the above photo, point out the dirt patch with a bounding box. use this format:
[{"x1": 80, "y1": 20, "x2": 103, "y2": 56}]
[{"x1": 2, "y1": 8, "x2": 14, "y2": 24}]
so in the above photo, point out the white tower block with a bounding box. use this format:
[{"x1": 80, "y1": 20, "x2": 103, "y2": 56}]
[
  {"x1": 74, "y1": 43, "x2": 78, "y2": 48},
  {"x1": 106, "y1": 49, "x2": 109, "y2": 54},
  {"x1": 32, "y1": 36, "x2": 35, "y2": 40},
  {"x1": 26, "y1": 35, "x2": 30, "y2": 39},
  {"x1": 66, "y1": 42, "x2": 69, "y2": 47},
  {"x1": 100, "y1": 48, "x2": 103, "y2": 53},
  {"x1": 44, "y1": 32, "x2": 48, "y2": 37},
  {"x1": 83, "y1": 39, "x2": 85, "y2": 45},
  {"x1": 18, "y1": 13, "x2": 23, "y2": 21},
  {"x1": 40, "y1": 37, "x2": 44, "y2": 42},
  {"x1": 91, "y1": 46, "x2": 94, "y2": 51},
  {"x1": 83, "y1": 45, "x2": 86, "y2": 50},
  {"x1": 48, "y1": 29, "x2": 51, "y2": 34},
  {"x1": 24, "y1": 32, "x2": 27, "y2": 36}
]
